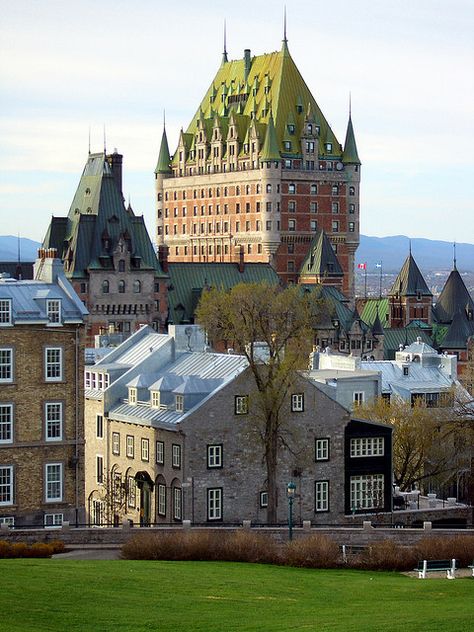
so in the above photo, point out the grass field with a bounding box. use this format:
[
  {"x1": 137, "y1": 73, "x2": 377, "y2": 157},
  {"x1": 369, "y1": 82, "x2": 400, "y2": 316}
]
[{"x1": 1, "y1": 559, "x2": 473, "y2": 631}]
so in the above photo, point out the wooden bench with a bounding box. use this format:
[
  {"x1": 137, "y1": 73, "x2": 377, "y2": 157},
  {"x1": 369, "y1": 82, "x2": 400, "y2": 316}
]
[{"x1": 416, "y1": 559, "x2": 458, "y2": 579}]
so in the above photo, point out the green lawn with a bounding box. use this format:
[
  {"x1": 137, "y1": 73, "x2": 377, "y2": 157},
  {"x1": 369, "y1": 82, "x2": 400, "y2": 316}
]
[{"x1": 1, "y1": 560, "x2": 473, "y2": 631}]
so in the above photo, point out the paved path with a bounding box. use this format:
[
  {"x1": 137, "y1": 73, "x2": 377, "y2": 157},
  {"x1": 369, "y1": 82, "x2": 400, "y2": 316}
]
[{"x1": 53, "y1": 548, "x2": 122, "y2": 560}]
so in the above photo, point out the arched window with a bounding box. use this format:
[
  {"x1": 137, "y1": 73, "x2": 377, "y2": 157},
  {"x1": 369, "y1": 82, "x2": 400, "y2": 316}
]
[
  {"x1": 118, "y1": 260, "x2": 125, "y2": 272},
  {"x1": 102, "y1": 280, "x2": 109, "y2": 294},
  {"x1": 133, "y1": 280, "x2": 141, "y2": 294},
  {"x1": 118, "y1": 280, "x2": 125, "y2": 294}
]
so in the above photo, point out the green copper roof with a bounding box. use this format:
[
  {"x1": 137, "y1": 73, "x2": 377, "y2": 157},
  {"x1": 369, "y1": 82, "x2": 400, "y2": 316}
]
[
  {"x1": 388, "y1": 253, "x2": 432, "y2": 297},
  {"x1": 382, "y1": 328, "x2": 434, "y2": 360},
  {"x1": 360, "y1": 298, "x2": 389, "y2": 328},
  {"x1": 260, "y1": 113, "x2": 281, "y2": 161},
  {"x1": 43, "y1": 153, "x2": 166, "y2": 279},
  {"x1": 342, "y1": 116, "x2": 361, "y2": 165},
  {"x1": 166, "y1": 262, "x2": 280, "y2": 324},
  {"x1": 439, "y1": 310, "x2": 474, "y2": 349},
  {"x1": 299, "y1": 230, "x2": 344, "y2": 278},
  {"x1": 178, "y1": 46, "x2": 342, "y2": 160},
  {"x1": 434, "y1": 268, "x2": 474, "y2": 323},
  {"x1": 155, "y1": 128, "x2": 172, "y2": 174}
]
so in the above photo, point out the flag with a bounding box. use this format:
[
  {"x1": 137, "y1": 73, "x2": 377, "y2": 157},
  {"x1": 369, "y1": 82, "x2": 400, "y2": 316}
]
[
  {"x1": 358, "y1": 263, "x2": 366, "y2": 270},
  {"x1": 375, "y1": 262, "x2": 382, "y2": 268}
]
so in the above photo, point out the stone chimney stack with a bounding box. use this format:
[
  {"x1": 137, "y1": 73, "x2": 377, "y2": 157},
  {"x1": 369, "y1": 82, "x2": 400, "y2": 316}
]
[
  {"x1": 106, "y1": 149, "x2": 123, "y2": 196},
  {"x1": 34, "y1": 248, "x2": 64, "y2": 283},
  {"x1": 238, "y1": 245, "x2": 245, "y2": 273},
  {"x1": 158, "y1": 244, "x2": 169, "y2": 273},
  {"x1": 244, "y1": 49, "x2": 251, "y2": 82}
]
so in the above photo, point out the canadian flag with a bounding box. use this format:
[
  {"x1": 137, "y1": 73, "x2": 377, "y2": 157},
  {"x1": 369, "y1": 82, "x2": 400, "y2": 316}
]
[{"x1": 358, "y1": 263, "x2": 367, "y2": 270}]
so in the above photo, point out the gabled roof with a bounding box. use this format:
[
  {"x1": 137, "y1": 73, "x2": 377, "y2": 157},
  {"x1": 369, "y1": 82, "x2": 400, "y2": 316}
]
[
  {"x1": 360, "y1": 297, "x2": 389, "y2": 328},
  {"x1": 299, "y1": 230, "x2": 343, "y2": 278},
  {"x1": 434, "y1": 268, "x2": 474, "y2": 323},
  {"x1": 388, "y1": 253, "x2": 432, "y2": 297},
  {"x1": 43, "y1": 153, "x2": 166, "y2": 279}
]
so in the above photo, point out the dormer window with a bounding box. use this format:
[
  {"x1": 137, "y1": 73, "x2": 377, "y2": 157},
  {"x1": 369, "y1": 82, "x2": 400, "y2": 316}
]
[
  {"x1": 151, "y1": 391, "x2": 160, "y2": 408},
  {"x1": 287, "y1": 124, "x2": 295, "y2": 134},
  {"x1": 102, "y1": 280, "x2": 109, "y2": 294},
  {"x1": 0, "y1": 300, "x2": 12, "y2": 326},
  {"x1": 307, "y1": 124, "x2": 313, "y2": 134},
  {"x1": 47, "y1": 300, "x2": 61, "y2": 324},
  {"x1": 403, "y1": 366, "x2": 409, "y2": 376},
  {"x1": 284, "y1": 141, "x2": 292, "y2": 151},
  {"x1": 417, "y1": 291, "x2": 422, "y2": 301},
  {"x1": 325, "y1": 142, "x2": 332, "y2": 152},
  {"x1": 128, "y1": 388, "x2": 137, "y2": 405},
  {"x1": 176, "y1": 394, "x2": 184, "y2": 413}
]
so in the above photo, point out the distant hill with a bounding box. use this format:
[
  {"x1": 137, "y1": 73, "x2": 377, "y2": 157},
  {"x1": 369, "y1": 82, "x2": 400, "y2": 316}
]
[
  {"x1": 0, "y1": 236, "x2": 41, "y2": 261},
  {"x1": 356, "y1": 235, "x2": 474, "y2": 272},
  {"x1": 1, "y1": 234, "x2": 473, "y2": 272}
]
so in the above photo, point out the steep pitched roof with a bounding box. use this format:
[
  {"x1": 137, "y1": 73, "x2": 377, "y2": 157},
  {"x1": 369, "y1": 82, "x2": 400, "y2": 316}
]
[
  {"x1": 299, "y1": 230, "x2": 343, "y2": 278},
  {"x1": 434, "y1": 268, "x2": 474, "y2": 323},
  {"x1": 43, "y1": 153, "x2": 166, "y2": 279},
  {"x1": 360, "y1": 297, "x2": 389, "y2": 328},
  {"x1": 177, "y1": 44, "x2": 342, "y2": 161},
  {"x1": 155, "y1": 127, "x2": 172, "y2": 174},
  {"x1": 342, "y1": 115, "x2": 361, "y2": 165},
  {"x1": 439, "y1": 309, "x2": 474, "y2": 349},
  {"x1": 382, "y1": 328, "x2": 434, "y2": 360},
  {"x1": 260, "y1": 113, "x2": 280, "y2": 161},
  {"x1": 388, "y1": 253, "x2": 432, "y2": 297}
]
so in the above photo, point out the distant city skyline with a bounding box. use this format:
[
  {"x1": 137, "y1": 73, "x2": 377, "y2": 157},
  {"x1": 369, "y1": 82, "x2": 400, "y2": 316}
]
[{"x1": 0, "y1": 0, "x2": 473, "y2": 243}]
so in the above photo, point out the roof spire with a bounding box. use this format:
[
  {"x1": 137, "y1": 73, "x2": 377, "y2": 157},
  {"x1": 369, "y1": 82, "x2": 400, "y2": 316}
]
[
  {"x1": 342, "y1": 103, "x2": 360, "y2": 165},
  {"x1": 349, "y1": 91, "x2": 352, "y2": 118},
  {"x1": 103, "y1": 124, "x2": 107, "y2": 155},
  {"x1": 453, "y1": 241, "x2": 457, "y2": 270},
  {"x1": 409, "y1": 238, "x2": 412, "y2": 256},
  {"x1": 155, "y1": 120, "x2": 172, "y2": 175},
  {"x1": 282, "y1": 6, "x2": 289, "y2": 55},
  {"x1": 222, "y1": 19, "x2": 228, "y2": 64},
  {"x1": 88, "y1": 126, "x2": 91, "y2": 155}
]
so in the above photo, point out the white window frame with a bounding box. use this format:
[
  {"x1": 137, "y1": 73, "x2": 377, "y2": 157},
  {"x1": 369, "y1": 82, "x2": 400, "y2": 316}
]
[
  {"x1": 126, "y1": 435, "x2": 134, "y2": 458},
  {"x1": 157, "y1": 484, "x2": 166, "y2": 516},
  {"x1": 259, "y1": 491, "x2": 268, "y2": 508},
  {"x1": 172, "y1": 444, "x2": 181, "y2": 469},
  {"x1": 350, "y1": 474, "x2": 384, "y2": 510},
  {"x1": 315, "y1": 438, "x2": 330, "y2": 461},
  {"x1": 350, "y1": 437, "x2": 384, "y2": 458},
  {"x1": 173, "y1": 487, "x2": 182, "y2": 521},
  {"x1": 315, "y1": 480, "x2": 329, "y2": 512},
  {"x1": 45, "y1": 463, "x2": 63, "y2": 502},
  {"x1": 84, "y1": 371, "x2": 91, "y2": 389},
  {"x1": 151, "y1": 391, "x2": 160, "y2": 408},
  {"x1": 0, "y1": 466, "x2": 14, "y2": 506},
  {"x1": 45, "y1": 347, "x2": 62, "y2": 382},
  {"x1": 353, "y1": 392, "x2": 365, "y2": 407},
  {"x1": 128, "y1": 388, "x2": 137, "y2": 405},
  {"x1": 45, "y1": 402, "x2": 63, "y2": 441},
  {"x1": 291, "y1": 393, "x2": 304, "y2": 412},
  {"x1": 207, "y1": 444, "x2": 223, "y2": 468},
  {"x1": 0, "y1": 516, "x2": 14, "y2": 526},
  {"x1": 156, "y1": 441, "x2": 164, "y2": 465},
  {"x1": 46, "y1": 299, "x2": 61, "y2": 324},
  {"x1": 235, "y1": 395, "x2": 248, "y2": 415},
  {"x1": 112, "y1": 432, "x2": 120, "y2": 455},
  {"x1": 44, "y1": 513, "x2": 63, "y2": 528},
  {"x1": 207, "y1": 488, "x2": 223, "y2": 521},
  {"x1": 0, "y1": 404, "x2": 13, "y2": 444},
  {"x1": 0, "y1": 348, "x2": 13, "y2": 383},
  {"x1": 0, "y1": 300, "x2": 12, "y2": 326},
  {"x1": 141, "y1": 438, "x2": 149, "y2": 462},
  {"x1": 175, "y1": 394, "x2": 184, "y2": 412}
]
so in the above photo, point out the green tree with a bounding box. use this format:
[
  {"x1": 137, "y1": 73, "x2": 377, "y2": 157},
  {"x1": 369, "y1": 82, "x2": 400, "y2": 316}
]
[{"x1": 196, "y1": 282, "x2": 323, "y2": 523}]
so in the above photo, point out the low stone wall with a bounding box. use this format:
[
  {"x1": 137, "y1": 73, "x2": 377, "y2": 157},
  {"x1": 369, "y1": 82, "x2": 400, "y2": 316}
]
[{"x1": 1, "y1": 519, "x2": 473, "y2": 548}]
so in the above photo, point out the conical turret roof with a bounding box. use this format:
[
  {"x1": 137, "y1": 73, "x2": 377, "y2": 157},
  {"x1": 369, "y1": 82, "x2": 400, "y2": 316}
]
[
  {"x1": 260, "y1": 113, "x2": 280, "y2": 161},
  {"x1": 435, "y1": 268, "x2": 474, "y2": 323},
  {"x1": 299, "y1": 230, "x2": 343, "y2": 278},
  {"x1": 389, "y1": 253, "x2": 431, "y2": 297},
  {"x1": 155, "y1": 127, "x2": 172, "y2": 174},
  {"x1": 342, "y1": 115, "x2": 360, "y2": 165}
]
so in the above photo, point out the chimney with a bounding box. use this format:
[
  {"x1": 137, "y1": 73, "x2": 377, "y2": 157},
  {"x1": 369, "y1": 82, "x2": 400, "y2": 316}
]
[
  {"x1": 34, "y1": 248, "x2": 64, "y2": 283},
  {"x1": 244, "y1": 49, "x2": 251, "y2": 82},
  {"x1": 238, "y1": 245, "x2": 245, "y2": 273},
  {"x1": 158, "y1": 244, "x2": 169, "y2": 273},
  {"x1": 106, "y1": 150, "x2": 123, "y2": 195}
]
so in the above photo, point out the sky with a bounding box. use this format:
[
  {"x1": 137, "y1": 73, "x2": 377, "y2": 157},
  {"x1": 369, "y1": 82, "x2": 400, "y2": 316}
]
[{"x1": 0, "y1": 0, "x2": 473, "y2": 244}]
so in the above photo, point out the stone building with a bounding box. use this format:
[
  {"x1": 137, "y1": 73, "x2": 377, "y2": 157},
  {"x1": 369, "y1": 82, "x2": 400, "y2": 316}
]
[
  {"x1": 43, "y1": 151, "x2": 168, "y2": 346},
  {"x1": 84, "y1": 325, "x2": 392, "y2": 525},
  {"x1": 0, "y1": 250, "x2": 87, "y2": 527},
  {"x1": 155, "y1": 35, "x2": 360, "y2": 298}
]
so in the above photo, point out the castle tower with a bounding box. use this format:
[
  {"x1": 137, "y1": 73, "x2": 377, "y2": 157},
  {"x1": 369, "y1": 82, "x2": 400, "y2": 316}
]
[{"x1": 388, "y1": 250, "x2": 432, "y2": 328}]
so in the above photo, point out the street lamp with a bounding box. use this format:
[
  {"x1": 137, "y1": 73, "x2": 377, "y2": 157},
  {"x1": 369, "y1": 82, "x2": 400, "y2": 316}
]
[{"x1": 287, "y1": 481, "x2": 296, "y2": 541}]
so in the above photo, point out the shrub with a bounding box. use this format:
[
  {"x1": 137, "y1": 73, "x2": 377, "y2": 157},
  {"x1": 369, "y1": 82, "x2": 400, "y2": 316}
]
[
  {"x1": 220, "y1": 531, "x2": 280, "y2": 564},
  {"x1": 284, "y1": 534, "x2": 340, "y2": 569},
  {"x1": 10, "y1": 543, "x2": 29, "y2": 558},
  {"x1": 354, "y1": 540, "x2": 416, "y2": 572},
  {"x1": 49, "y1": 539, "x2": 65, "y2": 555},
  {"x1": 0, "y1": 540, "x2": 13, "y2": 558},
  {"x1": 25, "y1": 543, "x2": 54, "y2": 558},
  {"x1": 414, "y1": 536, "x2": 474, "y2": 567}
]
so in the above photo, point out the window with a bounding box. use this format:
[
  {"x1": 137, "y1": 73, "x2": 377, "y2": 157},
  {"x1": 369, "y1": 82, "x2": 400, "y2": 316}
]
[
  {"x1": 0, "y1": 404, "x2": 13, "y2": 444},
  {"x1": 350, "y1": 437, "x2": 384, "y2": 458},
  {"x1": 133, "y1": 280, "x2": 141, "y2": 294},
  {"x1": 102, "y1": 280, "x2": 109, "y2": 294},
  {"x1": 332, "y1": 221, "x2": 339, "y2": 233},
  {"x1": 173, "y1": 487, "x2": 182, "y2": 520},
  {"x1": 126, "y1": 435, "x2": 134, "y2": 458},
  {"x1": 45, "y1": 463, "x2": 63, "y2": 502},
  {"x1": 141, "y1": 438, "x2": 149, "y2": 462},
  {"x1": 235, "y1": 395, "x2": 249, "y2": 415},
  {"x1": 112, "y1": 432, "x2": 120, "y2": 455},
  {"x1": 46, "y1": 300, "x2": 61, "y2": 324},
  {"x1": 175, "y1": 394, "x2": 184, "y2": 412},
  {"x1": 311, "y1": 220, "x2": 318, "y2": 232},
  {"x1": 127, "y1": 476, "x2": 136, "y2": 508},
  {"x1": 0, "y1": 516, "x2": 14, "y2": 526},
  {"x1": 291, "y1": 393, "x2": 304, "y2": 412},
  {"x1": 45, "y1": 403, "x2": 62, "y2": 441},
  {"x1": 331, "y1": 202, "x2": 339, "y2": 214},
  {"x1": 325, "y1": 143, "x2": 332, "y2": 152},
  {"x1": 118, "y1": 280, "x2": 125, "y2": 293},
  {"x1": 288, "y1": 220, "x2": 296, "y2": 232},
  {"x1": 350, "y1": 474, "x2": 384, "y2": 510},
  {"x1": 353, "y1": 392, "x2": 365, "y2": 407},
  {"x1": 0, "y1": 300, "x2": 12, "y2": 325},
  {"x1": 259, "y1": 491, "x2": 268, "y2": 508},
  {"x1": 403, "y1": 366, "x2": 409, "y2": 376},
  {"x1": 315, "y1": 438, "x2": 330, "y2": 461},
  {"x1": 284, "y1": 141, "x2": 292, "y2": 151},
  {"x1": 207, "y1": 488, "x2": 223, "y2": 521},
  {"x1": 156, "y1": 441, "x2": 164, "y2": 465},
  {"x1": 287, "y1": 261, "x2": 295, "y2": 272},
  {"x1": 0, "y1": 349, "x2": 13, "y2": 383},
  {"x1": 151, "y1": 391, "x2": 160, "y2": 408},
  {"x1": 349, "y1": 222, "x2": 355, "y2": 232},
  {"x1": 0, "y1": 466, "x2": 13, "y2": 505},
  {"x1": 96, "y1": 456, "x2": 104, "y2": 484},
  {"x1": 44, "y1": 513, "x2": 63, "y2": 528},
  {"x1": 288, "y1": 201, "x2": 296, "y2": 212},
  {"x1": 288, "y1": 124, "x2": 295, "y2": 134},
  {"x1": 306, "y1": 141, "x2": 315, "y2": 153},
  {"x1": 128, "y1": 388, "x2": 137, "y2": 405},
  {"x1": 172, "y1": 444, "x2": 181, "y2": 468},
  {"x1": 349, "y1": 186, "x2": 355, "y2": 196},
  {"x1": 157, "y1": 484, "x2": 166, "y2": 516},
  {"x1": 95, "y1": 414, "x2": 104, "y2": 438},
  {"x1": 315, "y1": 481, "x2": 329, "y2": 512},
  {"x1": 207, "y1": 444, "x2": 223, "y2": 468},
  {"x1": 310, "y1": 184, "x2": 317, "y2": 194},
  {"x1": 118, "y1": 260, "x2": 125, "y2": 272},
  {"x1": 45, "y1": 347, "x2": 62, "y2": 382},
  {"x1": 288, "y1": 183, "x2": 296, "y2": 194},
  {"x1": 331, "y1": 185, "x2": 339, "y2": 195},
  {"x1": 349, "y1": 203, "x2": 355, "y2": 214}
]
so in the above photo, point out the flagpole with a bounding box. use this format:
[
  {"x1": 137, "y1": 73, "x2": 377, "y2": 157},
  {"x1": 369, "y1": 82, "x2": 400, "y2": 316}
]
[
  {"x1": 364, "y1": 262, "x2": 367, "y2": 299},
  {"x1": 379, "y1": 261, "x2": 383, "y2": 298}
]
